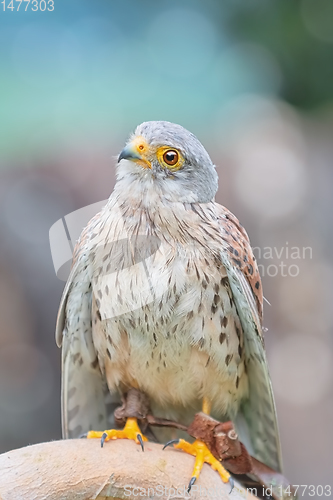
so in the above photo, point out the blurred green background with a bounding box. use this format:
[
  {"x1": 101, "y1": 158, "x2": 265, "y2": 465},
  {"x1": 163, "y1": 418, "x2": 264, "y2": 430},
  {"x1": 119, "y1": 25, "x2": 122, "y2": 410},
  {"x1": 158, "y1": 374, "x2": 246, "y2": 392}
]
[{"x1": 0, "y1": 0, "x2": 333, "y2": 497}]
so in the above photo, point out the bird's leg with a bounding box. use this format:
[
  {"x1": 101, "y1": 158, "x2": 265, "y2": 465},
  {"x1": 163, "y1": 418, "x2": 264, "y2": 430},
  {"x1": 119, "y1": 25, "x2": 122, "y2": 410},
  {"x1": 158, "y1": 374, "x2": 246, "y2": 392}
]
[
  {"x1": 202, "y1": 396, "x2": 211, "y2": 415},
  {"x1": 87, "y1": 417, "x2": 148, "y2": 450},
  {"x1": 163, "y1": 397, "x2": 233, "y2": 493},
  {"x1": 87, "y1": 389, "x2": 149, "y2": 450}
]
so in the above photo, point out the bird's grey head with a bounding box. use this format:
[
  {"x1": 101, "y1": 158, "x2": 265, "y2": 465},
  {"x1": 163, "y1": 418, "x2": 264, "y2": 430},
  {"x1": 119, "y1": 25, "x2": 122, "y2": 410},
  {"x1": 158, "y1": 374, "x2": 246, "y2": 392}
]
[{"x1": 117, "y1": 121, "x2": 218, "y2": 203}]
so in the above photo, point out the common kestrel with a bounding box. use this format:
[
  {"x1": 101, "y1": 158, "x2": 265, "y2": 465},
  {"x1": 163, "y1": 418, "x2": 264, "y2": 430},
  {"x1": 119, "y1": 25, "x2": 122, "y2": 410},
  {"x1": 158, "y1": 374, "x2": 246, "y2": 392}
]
[{"x1": 56, "y1": 121, "x2": 282, "y2": 490}]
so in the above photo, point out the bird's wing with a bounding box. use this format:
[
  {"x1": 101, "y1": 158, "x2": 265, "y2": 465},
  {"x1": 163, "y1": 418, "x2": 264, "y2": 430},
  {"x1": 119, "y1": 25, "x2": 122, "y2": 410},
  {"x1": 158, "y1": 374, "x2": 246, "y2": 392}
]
[
  {"x1": 216, "y1": 205, "x2": 283, "y2": 472},
  {"x1": 55, "y1": 214, "x2": 120, "y2": 438}
]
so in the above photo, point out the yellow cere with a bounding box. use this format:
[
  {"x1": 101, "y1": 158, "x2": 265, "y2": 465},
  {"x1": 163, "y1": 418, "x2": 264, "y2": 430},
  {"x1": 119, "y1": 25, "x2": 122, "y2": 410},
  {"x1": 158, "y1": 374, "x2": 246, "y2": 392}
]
[
  {"x1": 128, "y1": 136, "x2": 152, "y2": 169},
  {"x1": 131, "y1": 136, "x2": 150, "y2": 155}
]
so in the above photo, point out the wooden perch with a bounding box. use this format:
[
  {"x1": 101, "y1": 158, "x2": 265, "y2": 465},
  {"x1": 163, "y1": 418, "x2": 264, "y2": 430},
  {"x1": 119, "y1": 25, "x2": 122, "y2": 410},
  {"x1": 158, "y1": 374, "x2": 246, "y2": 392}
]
[{"x1": 0, "y1": 439, "x2": 258, "y2": 500}]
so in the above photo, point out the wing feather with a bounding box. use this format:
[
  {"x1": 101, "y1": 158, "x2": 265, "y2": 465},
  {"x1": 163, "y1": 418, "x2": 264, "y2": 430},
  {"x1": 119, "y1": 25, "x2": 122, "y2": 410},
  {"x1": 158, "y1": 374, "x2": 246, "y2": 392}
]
[
  {"x1": 217, "y1": 205, "x2": 283, "y2": 472},
  {"x1": 55, "y1": 213, "x2": 120, "y2": 438}
]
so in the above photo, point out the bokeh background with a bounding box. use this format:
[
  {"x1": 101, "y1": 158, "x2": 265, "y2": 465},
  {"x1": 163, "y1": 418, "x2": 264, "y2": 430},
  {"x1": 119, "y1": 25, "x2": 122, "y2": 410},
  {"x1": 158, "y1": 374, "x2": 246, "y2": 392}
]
[{"x1": 0, "y1": 0, "x2": 333, "y2": 497}]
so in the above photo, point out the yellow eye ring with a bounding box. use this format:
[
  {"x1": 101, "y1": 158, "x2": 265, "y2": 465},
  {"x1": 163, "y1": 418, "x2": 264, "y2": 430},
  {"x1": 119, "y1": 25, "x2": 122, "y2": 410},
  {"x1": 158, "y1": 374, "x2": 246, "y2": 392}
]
[{"x1": 157, "y1": 147, "x2": 184, "y2": 171}]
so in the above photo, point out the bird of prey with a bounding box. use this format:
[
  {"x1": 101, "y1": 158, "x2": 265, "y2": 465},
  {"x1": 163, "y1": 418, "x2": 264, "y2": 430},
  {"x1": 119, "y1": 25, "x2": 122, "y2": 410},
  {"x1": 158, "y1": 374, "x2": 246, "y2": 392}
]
[{"x1": 56, "y1": 121, "x2": 282, "y2": 489}]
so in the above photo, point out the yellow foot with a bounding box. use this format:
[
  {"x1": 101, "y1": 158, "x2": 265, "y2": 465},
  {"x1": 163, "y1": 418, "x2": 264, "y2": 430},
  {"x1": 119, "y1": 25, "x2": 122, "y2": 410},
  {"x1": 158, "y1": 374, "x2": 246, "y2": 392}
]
[
  {"x1": 87, "y1": 417, "x2": 148, "y2": 450},
  {"x1": 163, "y1": 439, "x2": 234, "y2": 493}
]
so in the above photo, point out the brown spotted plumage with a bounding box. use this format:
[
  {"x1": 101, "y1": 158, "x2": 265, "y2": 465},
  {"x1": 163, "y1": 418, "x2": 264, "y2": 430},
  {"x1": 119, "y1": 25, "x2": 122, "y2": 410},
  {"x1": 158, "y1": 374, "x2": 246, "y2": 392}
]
[{"x1": 56, "y1": 121, "x2": 282, "y2": 476}]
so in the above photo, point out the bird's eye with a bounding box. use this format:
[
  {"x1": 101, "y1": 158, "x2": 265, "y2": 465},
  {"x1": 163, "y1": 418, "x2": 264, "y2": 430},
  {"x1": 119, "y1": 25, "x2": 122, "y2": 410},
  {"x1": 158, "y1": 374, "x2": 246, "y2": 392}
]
[{"x1": 163, "y1": 150, "x2": 179, "y2": 166}]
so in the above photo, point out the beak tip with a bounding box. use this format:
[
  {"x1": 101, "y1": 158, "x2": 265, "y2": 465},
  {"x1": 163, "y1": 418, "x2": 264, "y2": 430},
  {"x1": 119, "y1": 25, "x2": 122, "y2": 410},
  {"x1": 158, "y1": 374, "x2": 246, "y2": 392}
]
[
  {"x1": 117, "y1": 142, "x2": 151, "y2": 168},
  {"x1": 117, "y1": 152, "x2": 125, "y2": 163},
  {"x1": 118, "y1": 144, "x2": 141, "y2": 163}
]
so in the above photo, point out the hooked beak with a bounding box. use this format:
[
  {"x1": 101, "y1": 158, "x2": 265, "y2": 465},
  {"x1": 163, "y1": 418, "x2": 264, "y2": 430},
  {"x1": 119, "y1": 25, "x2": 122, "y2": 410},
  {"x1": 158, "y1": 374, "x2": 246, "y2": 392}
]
[{"x1": 118, "y1": 140, "x2": 151, "y2": 169}]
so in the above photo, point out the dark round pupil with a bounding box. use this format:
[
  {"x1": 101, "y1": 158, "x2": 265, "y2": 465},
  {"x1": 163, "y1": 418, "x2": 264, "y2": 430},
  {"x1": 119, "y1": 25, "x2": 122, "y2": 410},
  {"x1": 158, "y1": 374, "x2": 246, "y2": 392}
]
[{"x1": 164, "y1": 151, "x2": 178, "y2": 165}]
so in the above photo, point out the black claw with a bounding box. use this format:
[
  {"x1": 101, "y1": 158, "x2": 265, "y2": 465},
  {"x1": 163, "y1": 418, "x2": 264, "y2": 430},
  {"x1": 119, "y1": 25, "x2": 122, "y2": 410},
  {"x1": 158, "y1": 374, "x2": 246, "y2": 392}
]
[
  {"x1": 187, "y1": 477, "x2": 196, "y2": 493},
  {"x1": 228, "y1": 476, "x2": 234, "y2": 494},
  {"x1": 162, "y1": 439, "x2": 180, "y2": 450},
  {"x1": 79, "y1": 432, "x2": 88, "y2": 439},
  {"x1": 137, "y1": 434, "x2": 144, "y2": 451},
  {"x1": 101, "y1": 432, "x2": 108, "y2": 448}
]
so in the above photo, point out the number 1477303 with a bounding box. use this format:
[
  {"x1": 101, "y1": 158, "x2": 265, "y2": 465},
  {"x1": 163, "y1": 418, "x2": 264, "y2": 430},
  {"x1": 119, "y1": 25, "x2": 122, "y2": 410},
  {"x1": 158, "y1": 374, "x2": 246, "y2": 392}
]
[{"x1": 1, "y1": 0, "x2": 54, "y2": 11}]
